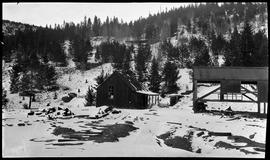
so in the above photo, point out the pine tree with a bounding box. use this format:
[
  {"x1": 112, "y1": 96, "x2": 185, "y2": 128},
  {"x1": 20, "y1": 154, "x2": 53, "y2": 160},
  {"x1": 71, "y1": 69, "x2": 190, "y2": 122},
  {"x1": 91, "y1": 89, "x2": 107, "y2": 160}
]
[
  {"x1": 224, "y1": 26, "x2": 242, "y2": 66},
  {"x1": 193, "y1": 46, "x2": 211, "y2": 66},
  {"x1": 162, "y1": 60, "x2": 180, "y2": 94},
  {"x1": 122, "y1": 44, "x2": 134, "y2": 76},
  {"x1": 2, "y1": 88, "x2": 8, "y2": 107},
  {"x1": 240, "y1": 20, "x2": 255, "y2": 66},
  {"x1": 252, "y1": 30, "x2": 268, "y2": 66},
  {"x1": 85, "y1": 87, "x2": 95, "y2": 106},
  {"x1": 149, "y1": 58, "x2": 161, "y2": 93},
  {"x1": 10, "y1": 63, "x2": 22, "y2": 93},
  {"x1": 135, "y1": 43, "x2": 151, "y2": 82},
  {"x1": 19, "y1": 72, "x2": 33, "y2": 92}
]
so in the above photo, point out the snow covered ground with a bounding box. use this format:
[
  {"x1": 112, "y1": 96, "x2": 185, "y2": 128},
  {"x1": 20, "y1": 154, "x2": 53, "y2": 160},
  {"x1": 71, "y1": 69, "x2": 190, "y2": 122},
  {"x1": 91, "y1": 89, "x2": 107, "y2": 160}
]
[{"x1": 2, "y1": 62, "x2": 266, "y2": 158}]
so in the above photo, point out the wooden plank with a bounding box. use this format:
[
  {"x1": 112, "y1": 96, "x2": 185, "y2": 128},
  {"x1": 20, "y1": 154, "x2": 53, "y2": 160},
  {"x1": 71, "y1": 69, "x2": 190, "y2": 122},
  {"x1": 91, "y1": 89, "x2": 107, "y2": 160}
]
[
  {"x1": 197, "y1": 87, "x2": 220, "y2": 101},
  {"x1": 202, "y1": 99, "x2": 257, "y2": 103},
  {"x1": 242, "y1": 94, "x2": 256, "y2": 102},
  {"x1": 193, "y1": 67, "x2": 268, "y2": 81},
  {"x1": 221, "y1": 80, "x2": 241, "y2": 94},
  {"x1": 258, "y1": 81, "x2": 268, "y2": 102}
]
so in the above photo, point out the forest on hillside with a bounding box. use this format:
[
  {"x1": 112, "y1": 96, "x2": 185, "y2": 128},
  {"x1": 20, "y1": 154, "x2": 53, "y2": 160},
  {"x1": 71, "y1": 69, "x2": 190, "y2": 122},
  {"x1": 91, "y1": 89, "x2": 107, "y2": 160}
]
[{"x1": 2, "y1": 2, "x2": 268, "y2": 94}]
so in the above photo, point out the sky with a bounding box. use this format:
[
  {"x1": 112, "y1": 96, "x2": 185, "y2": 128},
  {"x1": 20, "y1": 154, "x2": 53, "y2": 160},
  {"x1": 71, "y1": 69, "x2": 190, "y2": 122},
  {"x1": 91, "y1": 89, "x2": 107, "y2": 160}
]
[{"x1": 3, "y1": 3, "x2": 193, "y2": 27}]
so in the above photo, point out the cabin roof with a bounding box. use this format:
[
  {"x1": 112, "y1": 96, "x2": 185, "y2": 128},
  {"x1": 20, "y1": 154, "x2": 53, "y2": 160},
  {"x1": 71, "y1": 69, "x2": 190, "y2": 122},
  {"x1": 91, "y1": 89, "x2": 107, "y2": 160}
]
[
  {"x1": 97, "y1": 71, "x2": 142, "y2": 91},
  {"x1": 97, "y1": 71, "x2": 159, "y2": 95}
]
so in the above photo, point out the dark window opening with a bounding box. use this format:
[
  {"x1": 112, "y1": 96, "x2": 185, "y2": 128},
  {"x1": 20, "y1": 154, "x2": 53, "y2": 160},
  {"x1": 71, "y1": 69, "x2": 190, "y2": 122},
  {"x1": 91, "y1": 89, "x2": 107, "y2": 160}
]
[{"x1": 108, "y1": 85, "x2": 114, "y2": 99}]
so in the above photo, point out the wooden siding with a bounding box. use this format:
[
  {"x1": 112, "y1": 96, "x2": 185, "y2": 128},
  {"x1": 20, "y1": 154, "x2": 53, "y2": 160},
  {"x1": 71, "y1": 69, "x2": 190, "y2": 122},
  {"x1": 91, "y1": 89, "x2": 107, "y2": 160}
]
[
  {"x1": 193, "y1": 67, "x2": 268, "y2": 81},
  {"x1": 96, "y1": 73, "x2": 148, "y2": 109},
  {"x1": 258, "y1": 81, "x2": 268, "y2": 102},
  {"x1": 221, "y1": 80, "x2": 241, "y2": 94}
]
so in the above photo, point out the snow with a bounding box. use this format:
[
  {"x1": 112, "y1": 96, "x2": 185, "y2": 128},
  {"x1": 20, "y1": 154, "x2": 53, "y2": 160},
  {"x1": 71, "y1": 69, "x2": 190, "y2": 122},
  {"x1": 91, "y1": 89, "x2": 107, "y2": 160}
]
[
  {"x1": 136, "y1": 90, "x2": 159, "y2": 95},
  {"x1": 2, "y1": 56, "x2": 266, "y2": 158}
]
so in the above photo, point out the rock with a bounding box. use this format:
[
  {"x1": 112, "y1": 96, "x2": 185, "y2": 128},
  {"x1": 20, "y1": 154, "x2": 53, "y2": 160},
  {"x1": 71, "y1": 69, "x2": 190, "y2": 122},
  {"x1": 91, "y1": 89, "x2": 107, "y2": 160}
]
[
  {"x1": 197, "y1": 131, "x2": 204, "y2": 137},
  {"x1": 104, "y1": 106, "x2": 113, "y2": 113},
  {"x1": 47, "y1": 107, "x2": 56, "y2": 114},
  {"x1": 41, "y1": 109, "x2": 47, "y2": 112},
  {"x1": 58, "y1": 107, "x2": 63, "y2": 110},
  {"x1": 47, "y1": 103, "x2": 50, "y2": 106},
  {"x1": 18, "y1": 123, "x2": 25, "y2": 126},
  {"x1": 68, "y1": 93, "x2": 77, "y2": 98},
  {"x1": 48, "y1": 115, "x2": 55, "y2": 120},
  {"x1": 196, "y1": 148, "x2": 202, "y2": 153},
  {"x1": 27, "y1": 111, "x2": 35, "y2": 116},
  {"x1": 35, "y1": 112, "x2": 42, "y2": 115},
  {"x1": 57, "y1": 112, "x2": 61, "y2": 115},
  {"x1": 112, "y1": 110, "x2": 121, "y2": 114},
  {"x1": 62, "y1": 96, "x2": 73, "y2": 103},
  {"x1": 225, "y1": 106, "x2": 233, "y2": 112},
  {"x1": 63, "y1": 87, "x2": 69, "y2": 91}
]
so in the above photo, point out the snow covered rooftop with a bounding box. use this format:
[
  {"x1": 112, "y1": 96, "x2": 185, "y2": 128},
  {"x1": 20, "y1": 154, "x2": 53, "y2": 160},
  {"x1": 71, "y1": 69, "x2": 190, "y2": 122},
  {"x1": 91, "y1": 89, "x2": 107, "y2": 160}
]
[{"x1": 136, "y1": 90, "x2": 159, "y2": 95}]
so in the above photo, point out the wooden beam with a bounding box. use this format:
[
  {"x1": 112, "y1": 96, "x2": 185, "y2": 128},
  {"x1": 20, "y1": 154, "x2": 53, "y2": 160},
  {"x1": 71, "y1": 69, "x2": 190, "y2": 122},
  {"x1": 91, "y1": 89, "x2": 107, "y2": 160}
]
[
  {"x1": 258, "y1": 102, "x2": 261, "y2": 114},
  {"x1": 202, "y1": 99, "x2": 257, "y2": 103},
  {"x1": 242, "y1": 94, "x2": 256, "y2": 102},
  {"x1": 264, "y1": 103, "x2": 266, "y2": 114},
  {"x1": 197, "y1": 87, "x2": 220, "y2": 101},
  {"x1": 193, "y1": 80, "x2": 197, "y2": 108},
  {"x1": 241, "y1": 86, "x2": 258, "y2": 96}
]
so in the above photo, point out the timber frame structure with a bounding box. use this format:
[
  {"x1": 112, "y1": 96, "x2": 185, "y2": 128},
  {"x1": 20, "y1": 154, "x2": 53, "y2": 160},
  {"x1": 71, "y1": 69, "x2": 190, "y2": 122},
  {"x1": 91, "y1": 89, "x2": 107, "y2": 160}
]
[{"x1": 192, "y1": 67, "x2": 268, "y2": 114}]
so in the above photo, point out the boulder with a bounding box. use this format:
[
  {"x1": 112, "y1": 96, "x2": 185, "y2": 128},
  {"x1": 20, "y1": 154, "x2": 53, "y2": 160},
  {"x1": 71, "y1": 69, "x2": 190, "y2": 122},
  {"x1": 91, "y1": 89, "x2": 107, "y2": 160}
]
[
  {"x1": 68, "y1": 93, "x2": 77, "y2": 98},
  {"x1": 62, "y1": 96, "x2": 73, "y2": 103},
  {"x1": 27, "y1": 111, "x2": 35, "y2": 116},
  {"x1": 18, "y1": 123, "x2": 25, "y2": 126}
]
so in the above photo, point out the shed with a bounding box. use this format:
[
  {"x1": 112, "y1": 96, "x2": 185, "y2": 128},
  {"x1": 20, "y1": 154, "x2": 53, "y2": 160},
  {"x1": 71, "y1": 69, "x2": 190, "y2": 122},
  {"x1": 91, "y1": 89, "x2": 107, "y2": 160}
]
[
  {"x1": 96, "y1": 71, "x2": 159, "y2": 109},
  {"x1": 193, "y1": 66, "x2": 268, "y2": 114}
]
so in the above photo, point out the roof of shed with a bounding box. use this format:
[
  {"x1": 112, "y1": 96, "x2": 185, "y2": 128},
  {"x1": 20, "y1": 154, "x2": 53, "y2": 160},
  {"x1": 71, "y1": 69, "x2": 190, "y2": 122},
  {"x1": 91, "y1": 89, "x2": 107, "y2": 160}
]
[{"x1": 97, "y1": 71, "x2": 159, "y2": 95}]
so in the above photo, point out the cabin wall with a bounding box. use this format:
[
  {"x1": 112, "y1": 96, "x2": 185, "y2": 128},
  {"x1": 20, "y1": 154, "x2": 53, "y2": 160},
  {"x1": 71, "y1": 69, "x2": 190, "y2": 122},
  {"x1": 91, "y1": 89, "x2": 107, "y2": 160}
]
[{"x1": 96, "y1": 74, "x2": 137, "y2": 108}]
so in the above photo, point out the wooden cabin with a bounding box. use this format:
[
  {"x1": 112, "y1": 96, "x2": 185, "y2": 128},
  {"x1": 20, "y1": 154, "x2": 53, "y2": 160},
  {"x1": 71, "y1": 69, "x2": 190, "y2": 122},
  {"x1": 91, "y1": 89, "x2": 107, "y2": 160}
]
[{"x1": 96, "y1": 71, "x2": 159, "y2": 109}]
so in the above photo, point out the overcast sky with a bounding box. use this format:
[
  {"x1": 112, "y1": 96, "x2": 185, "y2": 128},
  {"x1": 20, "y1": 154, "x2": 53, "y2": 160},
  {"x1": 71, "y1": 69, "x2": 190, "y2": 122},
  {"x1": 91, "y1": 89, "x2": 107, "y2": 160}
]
[{"x1": 3, "y1": 3, "x2": 194, "y2": 27}]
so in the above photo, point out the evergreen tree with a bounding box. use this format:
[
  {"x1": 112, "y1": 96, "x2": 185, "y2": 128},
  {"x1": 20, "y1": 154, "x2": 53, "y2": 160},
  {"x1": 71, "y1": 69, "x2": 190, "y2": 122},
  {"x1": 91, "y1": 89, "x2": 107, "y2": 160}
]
[
  {"x1": 224, "y1": 26, "x2": 242, "y2": 66},
  {"x1": 179, "y1": 44, "x2": 191, "y2": 67},
  {"x1": 193, "y1": 46, "x2": 211, "y2": 66},
  {"x1": 85, "y1": 87, "x2": 95, "y2": 106},
  {"x1": 149, "y1": 58, "x2": 161, "y2": 93},
  {"x1": 135, "y1": 43, "x2": 151, "y2": 82},
  {"x1": 240, "y1": 20, "x2": 255, "y2": 66},
  {"x1": 162, "y1": 60, "x2": 180, "y2": 94},
  {"x1": 2, "y1": 88, "x2": 8, "y2": 107},
  {"x1": 252, "y1": 30, "x2": 268, "y2": 66},
  {"x1": 18, "y1": 72, "x2": 33, "y2": 92},
  {"x1": 10, "y1": 63, "x2": 22, "y2": 93},
  {"x1": 122, "y1": 44, "x2": 135, "y2": 76}
]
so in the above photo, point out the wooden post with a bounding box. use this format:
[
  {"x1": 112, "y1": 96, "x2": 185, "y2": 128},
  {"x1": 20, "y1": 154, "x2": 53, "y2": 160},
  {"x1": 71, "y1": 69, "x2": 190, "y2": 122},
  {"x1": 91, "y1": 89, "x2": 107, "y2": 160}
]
[
  {"x1": 193, "y1": 80, "x2": 197, "y2": 109},
  {"x1": 258, "y1": 102, "x2": 260, "y2": 114},
  {"x1": 264, "y1": 103, "x2": 266, "y2": 114},
  {"x1": 151, "y1": 96, "x2": 154, "y2": 104},
  {"x1": 29, "y1": 96, "x2": 32, "y2": 109},
  {"x1": 158, "y1": 96, "x2": 160, "y2": 105}
]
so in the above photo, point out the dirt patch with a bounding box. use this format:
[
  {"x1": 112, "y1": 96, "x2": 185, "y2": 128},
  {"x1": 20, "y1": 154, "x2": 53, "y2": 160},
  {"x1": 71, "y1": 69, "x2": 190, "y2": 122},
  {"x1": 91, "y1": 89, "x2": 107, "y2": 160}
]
[
  {"x1": 52, "y1": 126, "x2": 75, "y2": 136},
  {"x1": 157, "y1": 130, "x2": 193, "y2": 152},
  {"x1": 52, "y1": 142, "x2": 84, "y2": 146},
  {"x1": 30, "y1": 138, "x2": 56, "y2": 143},
  {"x1": 214, "y1": 135, "x2": 265, "y2": 155},
  {"x1": 246, "y1": 124, "x2": 265, "y2": 128},
  {"x1": 50, "y1": 123, "x2": 138, "y2": 144}
]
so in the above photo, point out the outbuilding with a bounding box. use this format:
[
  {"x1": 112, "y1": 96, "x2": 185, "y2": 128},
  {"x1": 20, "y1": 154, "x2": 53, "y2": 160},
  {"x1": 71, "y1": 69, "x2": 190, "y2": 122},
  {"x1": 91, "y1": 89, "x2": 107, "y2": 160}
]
[{"x1": 96, "y1": 71, "x2": 159, "y2": 109}]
